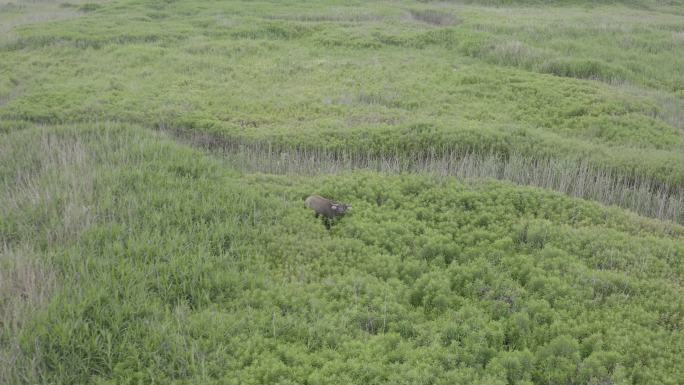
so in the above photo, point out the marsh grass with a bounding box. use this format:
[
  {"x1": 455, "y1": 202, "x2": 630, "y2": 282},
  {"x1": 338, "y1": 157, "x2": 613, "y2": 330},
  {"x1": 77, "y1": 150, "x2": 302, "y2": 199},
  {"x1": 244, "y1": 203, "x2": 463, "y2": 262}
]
[
  {"x1": 0, "y1": 0, "x2": 683, "y2": 381},
  {"x1": 407, "y1": 9, "x2": 458, "y2": 26},
  {"x1": 265, "y1": 8, "x2": 385, "y2": 23},
  {"x1": 0, "y1": 0, "x2": 106, "y2": 35},
  {"x1": 1, "y1": 122, "x2": 682, "y2": 384},
  {"x1": 608, "y1": 79, "x2": 684, "y2": 130},
  {"x1": 178, "y1": 129, "x2": 684, "y2": 224},
  {"x1": 0, "y1": 84, "x2": 21, "y2": 108},
  {"x1": 0, "y1": 245, "x2": 56, "y2": 385},
  {"x1": 464, "y1": 5, "x2": 684, "y2": 89},
  {"x1": 0, "y1": 130, "x2": 95, "y2": 248},
  {"x1": 0, "y1": 128, "x2": 98, "y2": 383},
  {"x1": 1, "y1": 0, "x2": 683, "y2": 190}
]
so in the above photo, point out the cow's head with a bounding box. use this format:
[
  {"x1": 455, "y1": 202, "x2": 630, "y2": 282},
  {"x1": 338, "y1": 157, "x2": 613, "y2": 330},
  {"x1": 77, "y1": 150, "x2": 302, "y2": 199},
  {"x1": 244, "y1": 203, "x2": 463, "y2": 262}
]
[{"x1": 331, "y1": 202, "x2": 351, "y2": 215}]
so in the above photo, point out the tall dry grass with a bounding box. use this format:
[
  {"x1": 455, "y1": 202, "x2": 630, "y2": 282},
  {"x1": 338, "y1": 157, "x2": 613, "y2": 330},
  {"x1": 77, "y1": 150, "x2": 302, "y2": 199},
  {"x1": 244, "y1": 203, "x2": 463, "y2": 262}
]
[
  {"x1": 0, "y1": 245, "x2": 56, "y2": 385},
  {"x1": 1, "y1": 132, "x2": 94, "y2": 247},
  {"x1": 177, "y1": 129, "x2": 684, "y2": 224},
  {"x1": 0, "y1": 128, "x2": 95, "y2": 383}
]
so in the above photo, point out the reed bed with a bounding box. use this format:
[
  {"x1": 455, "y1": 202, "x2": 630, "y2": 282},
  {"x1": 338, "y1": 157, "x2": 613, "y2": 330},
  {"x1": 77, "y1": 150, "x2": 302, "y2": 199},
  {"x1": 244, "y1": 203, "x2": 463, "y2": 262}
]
[{"x1": 179, "y1": 129, "x2": 684, "y2": 224}]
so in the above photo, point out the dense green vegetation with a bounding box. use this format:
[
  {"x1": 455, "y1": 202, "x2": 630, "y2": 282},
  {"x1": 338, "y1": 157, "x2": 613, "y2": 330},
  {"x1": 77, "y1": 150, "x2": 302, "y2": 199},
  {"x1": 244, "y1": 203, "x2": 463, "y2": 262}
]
[
  {"x1": 2, "y1": 123, "x2": 683, "y2": 384},
  {"x1": 1, "y1": 0, "x2": 683, "y2": 186},
  {"x1": 1, "y1": 1, "x2": 683, "y2": 384}
]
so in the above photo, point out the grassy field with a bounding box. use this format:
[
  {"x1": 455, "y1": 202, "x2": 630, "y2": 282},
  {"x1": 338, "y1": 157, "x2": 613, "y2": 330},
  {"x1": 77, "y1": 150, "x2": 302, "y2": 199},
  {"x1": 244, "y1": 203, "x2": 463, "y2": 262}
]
[
  {"x1": 1, "y1": 1, "x2": 683, "y2": 384},
  {"x1": 2, "y1": 0, "x2": 684, "y2": 219}
]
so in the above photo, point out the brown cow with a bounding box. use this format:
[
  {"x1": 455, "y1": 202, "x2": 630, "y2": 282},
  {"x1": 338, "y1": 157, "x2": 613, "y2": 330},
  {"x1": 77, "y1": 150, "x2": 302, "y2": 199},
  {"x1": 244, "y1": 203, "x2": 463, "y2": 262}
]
[{"x1": 305, "y1": 195, "x2": 351, "y2": 229}]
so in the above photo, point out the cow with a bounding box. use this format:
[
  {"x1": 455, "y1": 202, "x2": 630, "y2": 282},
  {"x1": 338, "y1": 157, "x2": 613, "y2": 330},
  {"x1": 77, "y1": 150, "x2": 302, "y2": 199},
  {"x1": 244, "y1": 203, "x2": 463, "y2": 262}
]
[{"x1": 305, "y1": 194, "x2": 351, "y2": 229}]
